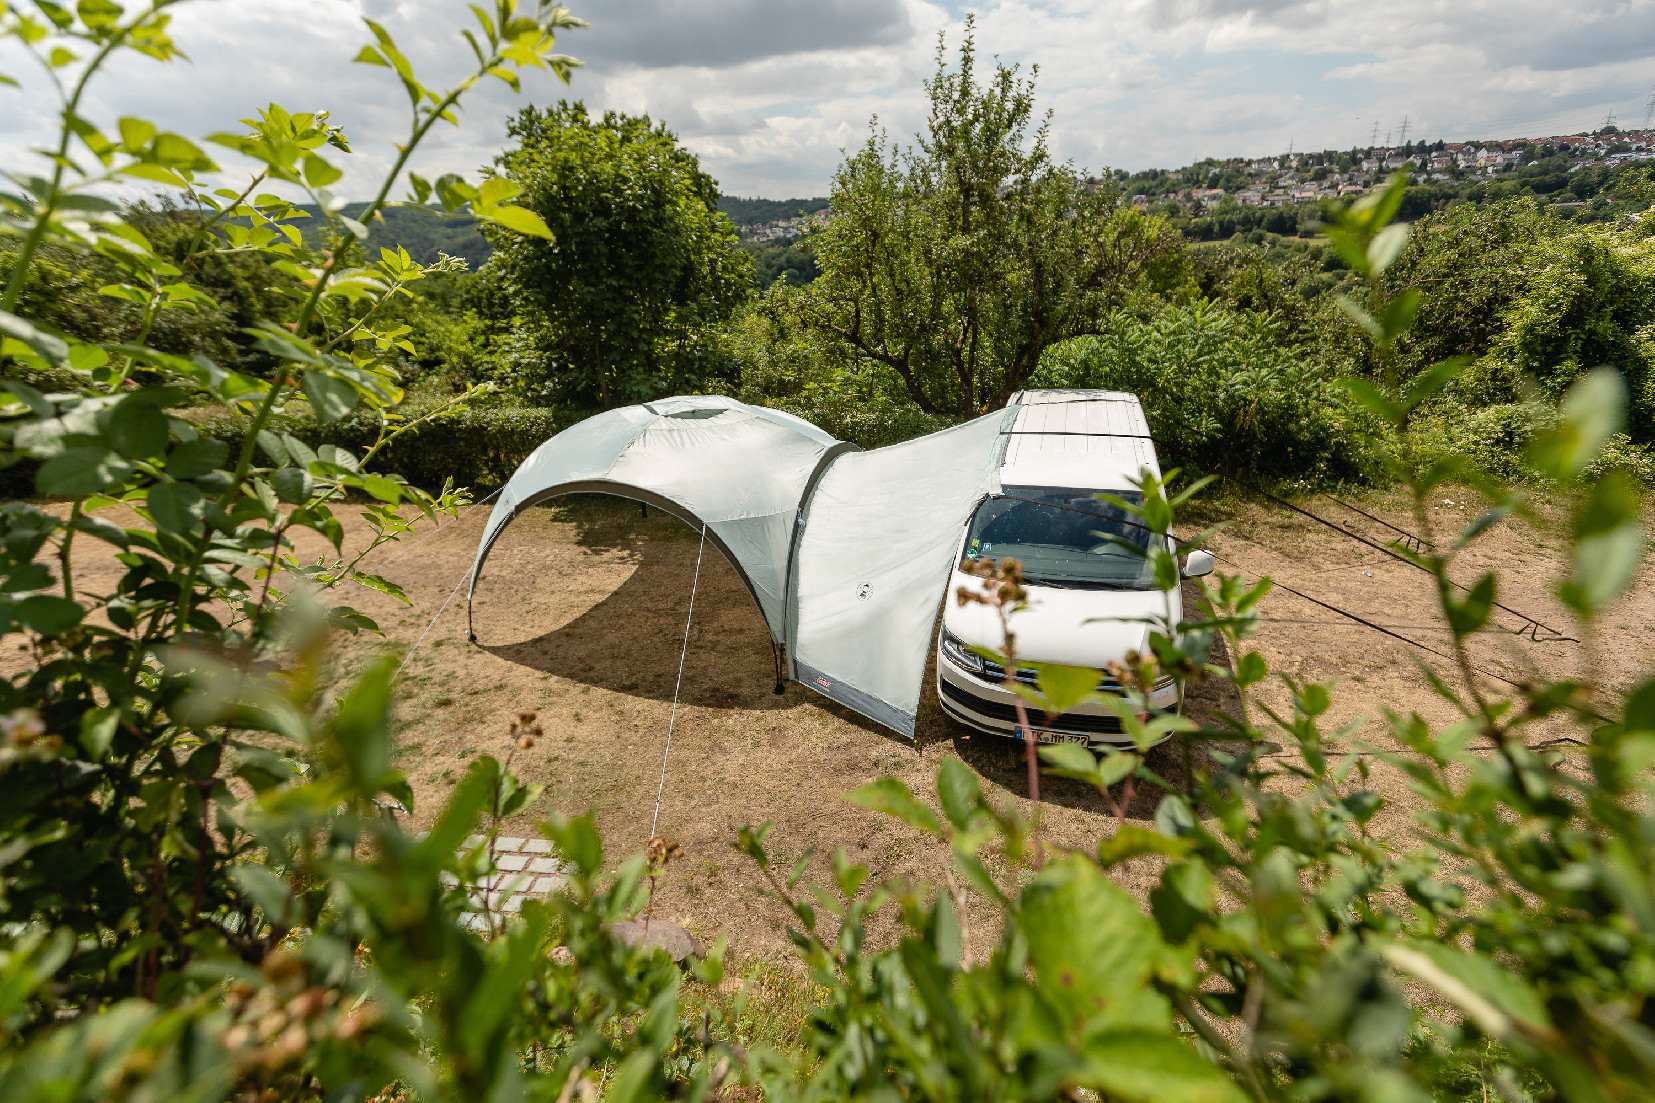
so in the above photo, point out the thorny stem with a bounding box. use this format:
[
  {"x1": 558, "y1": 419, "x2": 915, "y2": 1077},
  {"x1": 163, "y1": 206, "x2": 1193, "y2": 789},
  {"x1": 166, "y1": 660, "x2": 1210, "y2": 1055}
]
[
  {"x1": 58, "y1": 501, "x2": 80, "y2": 600},
  {"x1": 1169, "y1": 990, "x2": 1269, "y2": 1103},
  {"x1": 997, "y1": 607, "x2": 1044, "y2": 868}
]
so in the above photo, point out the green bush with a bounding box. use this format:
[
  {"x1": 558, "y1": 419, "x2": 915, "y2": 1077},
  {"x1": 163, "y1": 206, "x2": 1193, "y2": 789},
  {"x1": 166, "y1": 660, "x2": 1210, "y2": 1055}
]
[
  {"x1": 1034, "y1": 300, "x2": 1384, "y2": 485},
  {"x1": 193, "y1": 401, "x2": 575, "y2": 491},
  {"x1": 728, "y1": 285, "x2": 957, "y2": 448}
]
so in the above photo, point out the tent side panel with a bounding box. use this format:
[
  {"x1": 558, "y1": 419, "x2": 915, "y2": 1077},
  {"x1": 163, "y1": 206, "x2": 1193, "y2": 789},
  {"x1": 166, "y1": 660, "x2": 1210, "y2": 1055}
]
[{"x1": 788, "y1": 408, "x2": 1019, "y2": 734}]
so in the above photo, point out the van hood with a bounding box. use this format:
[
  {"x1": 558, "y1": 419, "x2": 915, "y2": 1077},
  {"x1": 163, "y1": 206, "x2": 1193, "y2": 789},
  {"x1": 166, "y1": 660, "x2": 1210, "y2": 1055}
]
[{"x1": 941, "y1": 570, "x2": 1174, "y2": 667}]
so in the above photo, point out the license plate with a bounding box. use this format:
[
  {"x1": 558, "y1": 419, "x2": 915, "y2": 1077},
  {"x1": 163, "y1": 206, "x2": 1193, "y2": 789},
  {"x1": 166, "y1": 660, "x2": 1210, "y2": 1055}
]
[{"x1": 1019, "y1": 727, "x2": 1089, "y2": 746}]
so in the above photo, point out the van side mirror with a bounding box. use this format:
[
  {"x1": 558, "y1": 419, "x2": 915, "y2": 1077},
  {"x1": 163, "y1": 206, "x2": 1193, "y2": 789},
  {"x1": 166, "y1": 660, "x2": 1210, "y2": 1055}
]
[{"x1": 1181, "y1": 549, "x2": 1215, "y2": 578}]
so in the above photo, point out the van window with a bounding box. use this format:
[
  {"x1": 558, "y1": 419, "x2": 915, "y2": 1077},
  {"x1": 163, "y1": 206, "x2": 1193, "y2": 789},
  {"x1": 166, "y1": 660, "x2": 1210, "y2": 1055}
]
[{"x1": 962, "y1": 486, "x2": 1158, "y2": 589}]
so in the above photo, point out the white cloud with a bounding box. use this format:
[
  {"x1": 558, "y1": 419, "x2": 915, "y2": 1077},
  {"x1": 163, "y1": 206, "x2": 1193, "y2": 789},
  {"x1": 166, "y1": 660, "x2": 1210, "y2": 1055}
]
[{"x1": 2, "y1": 0, "x2": 1653, "y2": 204}]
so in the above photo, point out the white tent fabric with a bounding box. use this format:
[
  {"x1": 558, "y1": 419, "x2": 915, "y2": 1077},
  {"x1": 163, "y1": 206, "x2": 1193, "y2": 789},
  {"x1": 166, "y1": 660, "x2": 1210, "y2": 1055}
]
[
  {"x1": 466, "y1": 395, "x2": 851, "y2": 645},
  {"x1": 786, "y1": 408, "x2": 1019, "y2": 736},
  {"x1": 467, "y1": 396, "x2": 1020, "y2": 738}
]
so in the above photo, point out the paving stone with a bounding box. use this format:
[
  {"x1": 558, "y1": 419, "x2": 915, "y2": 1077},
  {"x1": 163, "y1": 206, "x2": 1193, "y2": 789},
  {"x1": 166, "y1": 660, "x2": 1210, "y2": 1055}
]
[
  {"x1": 523, "y1": 839, "x2": 552, "y2": 854},
  {"x1": 497, "y1": 854, "x2": 529, "y2": 871},
  {"x1": 503, "y1": 897, "x2": 523, "y2": 912},
  {"x1": 464, "y1": 835, "x2": 485, "y2": 848},
  {"x1": 529, "y1": 857, "x2": 561, "y2": 874},
  {"x1": 497, "y1": 837, "x2": 527, "y2": 851},
  {"x1": 534, "y1": 875, "x2": 567, "y2": 893},
  {"x1": 438, "y1": 872, "x2": 457, "y2": 887}
]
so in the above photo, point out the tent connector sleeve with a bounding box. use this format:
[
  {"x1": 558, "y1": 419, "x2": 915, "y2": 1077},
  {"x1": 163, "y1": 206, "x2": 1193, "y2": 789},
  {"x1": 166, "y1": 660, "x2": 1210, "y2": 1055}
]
[{"x1": 771, "y1": 641, "x2": 787, "y2": 695}]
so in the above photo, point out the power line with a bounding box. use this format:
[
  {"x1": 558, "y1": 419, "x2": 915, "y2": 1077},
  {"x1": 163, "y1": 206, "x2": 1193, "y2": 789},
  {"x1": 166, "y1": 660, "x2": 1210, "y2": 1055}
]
[
  {"x1": 1397, "y1": 115, "x2": 1411, "y2": 147},
  {"x1": 1229, "y1": 476, "x2": 1573, "y2": 642}
]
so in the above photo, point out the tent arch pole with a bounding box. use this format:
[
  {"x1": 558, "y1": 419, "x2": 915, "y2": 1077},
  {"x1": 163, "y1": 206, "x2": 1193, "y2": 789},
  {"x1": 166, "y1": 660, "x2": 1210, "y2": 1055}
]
[
  {"x1": 465, "y1": 479, "x2": 788, "y2": 653},
  {"x1": 777, "y1": 441, "x2": 861, "y2": 684}
]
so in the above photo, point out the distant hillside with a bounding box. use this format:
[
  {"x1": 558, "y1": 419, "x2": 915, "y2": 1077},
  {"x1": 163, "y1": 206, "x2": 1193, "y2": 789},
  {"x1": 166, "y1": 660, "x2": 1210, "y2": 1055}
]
[
  {"x1": 717, "y1": 196, "x2": 830, "y2": 227},
  {"x1": 264, "y1": 196, "x2": 831, "y2": 271},
  {"x1": 275, "y1": 204, "x2": 493, "y2": 269}
]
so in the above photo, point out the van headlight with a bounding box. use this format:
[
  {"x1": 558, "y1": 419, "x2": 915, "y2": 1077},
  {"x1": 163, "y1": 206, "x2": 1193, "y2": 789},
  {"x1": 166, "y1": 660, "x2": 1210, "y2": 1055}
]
[{"x1": 940, "y1": 629, "x2": 985, "y2": 674}]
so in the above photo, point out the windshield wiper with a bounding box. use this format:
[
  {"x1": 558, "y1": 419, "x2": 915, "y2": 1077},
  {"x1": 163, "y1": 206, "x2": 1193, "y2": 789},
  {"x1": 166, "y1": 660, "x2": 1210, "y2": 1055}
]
[{"x1": 1024, "y1": 576, "x2": 1139, "y2": 591}]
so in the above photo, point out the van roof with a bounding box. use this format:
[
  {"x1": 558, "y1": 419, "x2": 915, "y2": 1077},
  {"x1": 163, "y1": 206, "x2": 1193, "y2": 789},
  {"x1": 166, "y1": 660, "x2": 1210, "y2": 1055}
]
[{"x1": 1000, "y1": 389, "x2": 1159, "y2": 491}]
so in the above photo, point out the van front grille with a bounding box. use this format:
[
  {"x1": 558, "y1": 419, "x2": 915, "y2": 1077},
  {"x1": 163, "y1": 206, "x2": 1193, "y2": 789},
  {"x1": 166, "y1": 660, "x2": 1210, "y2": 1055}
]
[{"x1": 939, "y1": 680, "x2": 1125, "y2": 735}]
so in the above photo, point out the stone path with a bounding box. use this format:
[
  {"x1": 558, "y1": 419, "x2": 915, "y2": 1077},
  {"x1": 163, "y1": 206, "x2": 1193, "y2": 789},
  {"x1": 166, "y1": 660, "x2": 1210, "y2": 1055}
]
[{"x1": 443, "y1": 835, "x2": 572, "y2": 929}]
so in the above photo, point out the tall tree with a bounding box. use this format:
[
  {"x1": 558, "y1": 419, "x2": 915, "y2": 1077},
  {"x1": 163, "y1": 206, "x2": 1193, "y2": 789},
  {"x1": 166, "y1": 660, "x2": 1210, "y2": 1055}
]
[
  {"x1": 483, "y1": 102, "x2": 751, "y2": 407},
  {"x1": 796, "y1": 19, "x2": 1181, "y2": 417}
]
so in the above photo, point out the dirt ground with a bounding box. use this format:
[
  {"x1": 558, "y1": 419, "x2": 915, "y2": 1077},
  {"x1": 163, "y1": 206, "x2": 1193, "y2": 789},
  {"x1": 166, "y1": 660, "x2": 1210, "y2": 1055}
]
[{"x1": 26, "y1": 485, "x2": 1655, "y2": 965}]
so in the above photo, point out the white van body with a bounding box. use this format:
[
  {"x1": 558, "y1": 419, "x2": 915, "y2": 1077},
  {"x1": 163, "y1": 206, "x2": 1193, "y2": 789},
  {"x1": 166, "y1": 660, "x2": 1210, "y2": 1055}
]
[{"x1": 936, "y1": 389, "x2": 1202, "y2": 746}]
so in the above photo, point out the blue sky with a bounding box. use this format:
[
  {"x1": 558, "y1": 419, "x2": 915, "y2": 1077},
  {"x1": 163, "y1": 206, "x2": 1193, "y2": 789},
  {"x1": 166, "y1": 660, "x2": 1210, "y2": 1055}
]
[{"x1": 4, "y1": 0, "x2": 1655, "y2": 199}]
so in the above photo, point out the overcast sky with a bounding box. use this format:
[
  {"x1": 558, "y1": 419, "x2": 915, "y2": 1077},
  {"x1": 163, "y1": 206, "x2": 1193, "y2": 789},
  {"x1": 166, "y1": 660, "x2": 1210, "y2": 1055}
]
[{"x1": 4, "y1": 0, "x2": 1655, "y2": 200}]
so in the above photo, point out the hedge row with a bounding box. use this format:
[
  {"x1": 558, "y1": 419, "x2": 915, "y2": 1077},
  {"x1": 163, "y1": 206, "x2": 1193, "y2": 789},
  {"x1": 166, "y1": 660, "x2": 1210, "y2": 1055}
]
[{"x1": 0, "y1": 402, "x2": 576, "y2": 500}]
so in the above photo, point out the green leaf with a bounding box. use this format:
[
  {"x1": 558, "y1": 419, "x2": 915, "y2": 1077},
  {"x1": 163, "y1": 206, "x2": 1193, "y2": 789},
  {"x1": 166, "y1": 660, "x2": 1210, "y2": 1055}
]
[
  {"x1": 1380, "y1": 942, "x2": 1550, "y2": 1041},
  {"x1": 37, "y1": 446, "x2": 134, "y2": 496},
  {"x1": 935, "y1": 757, "x2": 981, "y2": 830},
  {"x1": 116, "y1": 116, "x2": 156, "y2": 151},
  {"x1": 360, "y1": 474, "x2": 402, "y2": 503},
  {"x1": 146, "y1": 482, "x2": 205, "y2": 533},
  {"x1": 76, "y1": 0, "x2": 121, "y2": 28},
  {"x1": 1080, "y1": 1030, "x2": 1245, "y2": 1103},
  {"x1": 1038, "y1": 740, "x2": 1101, "y2": 783},
  {"x1": 1444, "y1": 572, "x2": 1496, "y2": 637},
  {"x1": 1377, "y1": 288, "x2": 1422, "y2": 343},
  {"x1": 1338, "y1": 377, "x2": 1402, "y2": 424},
  {"x1": 303, "y1": 370, "x2": 356, "y2": 423},
  {"x1": 13, "y1": 594, "x2": 84, "y2": 635},
  {"x1": 1234, "y1": 650, "x2": 1267, "y2": 687},
  {"x1": 230, "y1": 864, "x2": 295, "y2": 920},
  {"x1": 0, "y1": 310, "x2": 69, "y2": 364},
  {"x1": 106, "y1": 398, "x2": 170, "y2": 459},
  {"x1": 1097, "y1": 824, "x2": 1195, "y2": 867},
  {"x1": 1529, "y1": 367, "x2": 1627, "y2": 481},
  {"x1": 1033, "y1": 662, "x2": 1103, "y2": 715},
  {"x1": 845, "y1": 777, "x2": 941, "y2": 835},
  {"x1": 151, "y1": 132, "x2": 216, "y2": 170},
  {"x1": 271, "y1": 467, "x2": 313, "y2": 505},
  {"x1": 165, "y1": 437, "x2": 228, "y2": 479},
  {"x1": 1365, "y1": 221, "x2": 1411, "y2": 276},
  {"x1": 70, "y1": 511, "x2": 127, "y2": 548},
  {"x1": 302, "y1": 152, "x2": 342, "y2": 187},
  {"x1": 1020, "y1": 856, "x2": 1172, "y2": 1038},
  {"x1": 477, "y1": 203, "x2": 554, "y2": 240},
  {"x1": 2, "y1": 380, "x2": 53, "y2": 417},
  {"x1": 79, "y1": 706, "x2": 119, "y2": 759}
]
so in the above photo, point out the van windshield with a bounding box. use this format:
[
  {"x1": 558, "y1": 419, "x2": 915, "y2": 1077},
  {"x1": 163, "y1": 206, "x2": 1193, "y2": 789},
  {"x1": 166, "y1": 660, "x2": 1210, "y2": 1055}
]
[{"x1": 962, "y1": 486, "x2": 1159, "y2": 590}]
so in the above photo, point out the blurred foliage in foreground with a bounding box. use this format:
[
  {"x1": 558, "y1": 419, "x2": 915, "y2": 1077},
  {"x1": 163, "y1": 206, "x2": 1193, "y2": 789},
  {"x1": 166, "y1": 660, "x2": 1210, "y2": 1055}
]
[{"x1": 2, "y1": 4, "x2": 1655, "y2": 1102}]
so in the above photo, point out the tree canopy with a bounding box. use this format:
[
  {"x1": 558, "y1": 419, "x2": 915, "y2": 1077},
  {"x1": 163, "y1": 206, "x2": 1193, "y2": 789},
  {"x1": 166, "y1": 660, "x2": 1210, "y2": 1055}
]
[
  {"x1": 482, "y1": 102, "x2": 751, "y2": 407},
  {"x1": 794, "y1": 19, "x2": 1182, "y2": 417}
]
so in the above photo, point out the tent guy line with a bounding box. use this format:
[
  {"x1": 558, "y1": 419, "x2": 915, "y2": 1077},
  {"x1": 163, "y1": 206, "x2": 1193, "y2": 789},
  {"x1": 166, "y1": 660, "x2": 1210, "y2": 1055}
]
[
  {"x1": 652, "y1": 523, "x2": 708, "y2": 841},
  {"x1": 393, "y1": 559, "x2": 473, "y2": 682}
]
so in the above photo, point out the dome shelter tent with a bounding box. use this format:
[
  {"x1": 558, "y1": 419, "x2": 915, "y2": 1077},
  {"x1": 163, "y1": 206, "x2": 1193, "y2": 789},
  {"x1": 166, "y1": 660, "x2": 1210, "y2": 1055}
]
[{"x1": 466, "y1": 395, "x2": 1020, "y2": 738}]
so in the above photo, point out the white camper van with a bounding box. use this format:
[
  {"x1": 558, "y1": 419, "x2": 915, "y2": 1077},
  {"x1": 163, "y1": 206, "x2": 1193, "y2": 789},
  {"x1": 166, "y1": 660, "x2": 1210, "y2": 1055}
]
[{"x1": 936, "y1": 389, "x2": 1213, "y2": 746}]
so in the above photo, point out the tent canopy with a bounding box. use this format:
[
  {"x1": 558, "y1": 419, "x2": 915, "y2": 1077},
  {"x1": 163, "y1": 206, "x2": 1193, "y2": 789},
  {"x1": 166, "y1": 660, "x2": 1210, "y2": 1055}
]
[{"x1": 468, "y1": 395, "x2": 1017, "y2": 737}]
